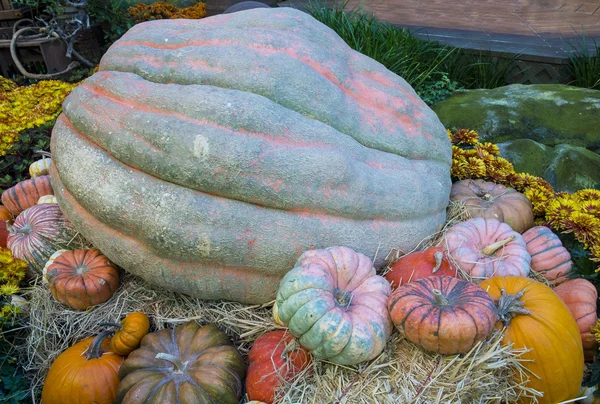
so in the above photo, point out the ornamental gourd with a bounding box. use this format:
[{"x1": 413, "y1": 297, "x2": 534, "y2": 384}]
[
  {"x1": 479, "y1": 276, "x2": 584, "y2": 404},
  {"x1": 41, "y1": 330, "x2": 124, "y2": 404},
  {"x1": 450, "y1": 179, "x2": 533, "y2": 233},
  {"x1": 117, "y1": 321, "x2": 246, "y2": 403},
  {"x1": 38, "y1": 195, "x2": 57, "y2": 204},
  {"x1": 275, "y1": 246, "x2": 392, "y2": 365},
  {"x1": 246, "y1": 330, "x2": 311, "y2": 403},
  {"x1": 388, "y1": 276, "x2": 496, "y2": 354},
  {"x1": 384, "y1": 247, "x2": 457, "y2": 289},
  {"x1": 29, "y1": 157, "x2": 52, "y2": 178},
  {"x1": 49, "y1": 8, "x2": 452, "y2": 304},
  {"x1": 522, "y1": 226, "x2": 572, "y2": 285},
  {"x1": 109, "y1": 312, "x2": 151, "y2": 356},
  {"x1": 44, "y1": 249, "x2": 120, "y2": 310},
  {"x1": 1, "y1": 176, "x2": 53, "y2": 216},
  {"x1": 554, "y1": 278, "x2": 598, "y2": 362},
  {"x1": 444, "y1": 218, "x2": 531, "y2": 280}
]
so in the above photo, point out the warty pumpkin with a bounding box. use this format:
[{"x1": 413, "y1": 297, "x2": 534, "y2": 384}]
[
  {"x1": 1, "y1": 175, "x2": 53, "y2": 216},
  {"x1": 246, "y1": 330, "x2": 311, "y2": 404},
  {"x1": 44, "y1": 249, "x2": 120, "y2": 310},
  {"x1": 108, "y1": 311, "x2": 151, "y2": 355},
  {"x1": 117, "y1": 321, "x2": 246, "y2": 403},
  {"x1": 444, "y1": 218, "x2": 531, "y2": 280},
  {"x1": 275, "y1": 246, "x2": 392, "y2": 365},
  {"x1": 479, "y1": 276, "x2": 584, "y2": 404},
  {"x1": 384, "y1": 247, "x2": 457, "y2": 289},
  {"x1": 7, "y1": 204, "x2": 81, "y2": 273},
  {"x1": 388, "y1": 276, "x2": 496, "y2": 354},
  {"x1": 522, "y1": 226, "x2": 572, "y2": 285},
  {"x1": 554, "y1": 278, "x2": 598, "y2": 362},
  {"x1": 41, "y1": 330, "x2": 124, "y2": 404},
  {"x1": 49, "y1": 8, "x2": 452, "y2": 304},
  {"x1": 450, "y1": 179, "x2": 534, "y2": 233}
]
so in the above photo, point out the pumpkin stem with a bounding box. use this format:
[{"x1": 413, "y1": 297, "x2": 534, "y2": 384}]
[
  {"x1": 482, "y1": 235, "x2": 516, "y2": 256},
  {"x1": 155, "y1": 352, "x2": 188, "y2": 373},
  {"x1": 282, "y1": 337, "x2": 299, "y2": 359},
  {"x1": 432, "y1": 289, "x2": 449, "y2": 307},
  {"x1": 34, "y1": 150, "x2": 52, "y2": 158},
  {"x1": 84, "y1": 329, "x2": 115, "y2": 360},
  {"x1": 431, "y1": 251, "x2": 444, "y2": 273},
  {"x1": 334, "y1": 288, "x2": 354, "y2": 309},
  {"x1": 496, "y1": 288, "x2": 531, "y2": 326},
  {"x1": 5, "y1": 221, "x2": 14, "y2": 233}
]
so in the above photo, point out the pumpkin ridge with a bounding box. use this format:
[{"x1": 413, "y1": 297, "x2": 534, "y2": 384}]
[
  {"x1": 454, "y1": 306, "x2": 481, "y2": 349},
  {"x1": 190, "y1": 361, "x2": 244, "y2": 396}
]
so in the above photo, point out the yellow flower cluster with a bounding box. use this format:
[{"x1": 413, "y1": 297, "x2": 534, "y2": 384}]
[
  {"x1": 449, "y1": 128, "x2": 600, "y2": 268},
  {"x1": 0, "y1": 78, "x2": 77, "y2": 156},
  {"x1": 129, "y1": 1, "x2": 206, "y2": 22},
  {"x1": 0, "y1": 249, "x2": 27, "y2": 325}
]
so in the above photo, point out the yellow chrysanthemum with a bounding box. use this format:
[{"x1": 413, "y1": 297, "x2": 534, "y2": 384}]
[
  {"x1": 560, "y1": 211, "x2": 600, "y2": 248},
  {"x1": 578, "y1": 200, "x2": 600, "y2": 219},
  {"x1": 546, "y1": 196, "x2": 578, "y2": 226},
  {"x1": 524, "y1": 187, "x2": 551, "y2": 216},
  {"x1": 592, "y1": 319, "x2": 600, "y2": 342},
  {"x1": 477, "y1": 142, "x2": 501, "y2": 156},
  {"x1": 450, "y1": 129, "x2": 479, "y2": 145},
  {"x1": 0, "y1": 284, "x2": 19, "y2": 296},
  {"x1": 573, "y1": 189, "x2": 600, "y2": 203}
]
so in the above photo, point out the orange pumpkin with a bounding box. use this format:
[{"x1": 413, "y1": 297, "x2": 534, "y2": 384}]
[
  {"x1": 246, "y1": 330, "x2": 312, "y2": 403},
  {"x1": 385, "y1": 247, "x2": 457, "y2": 290},
  {"x1": 0, "y1": 205, "x2": 12, "y2": 222},
  {"x1": 0, "y1": 221, "x2": 7, "y2": 249},
  {"x1": 1, "y1": 175, "x2": 53, "y2": 216},
  {"x1": 522, "y1": 226, "x2": 572, "y2": 285},
  {"x1": 41, "y1": 330, "x2": 124, "y2": 403},
  {"x1": 554, "y1": 278, "x2": 598, "y2": 362},
  {"x1": 388, "y1": 276, "x2": 497, "y2": 354},
  {"x1": 108, "y1": 312, "x2": 150, "y2": 356},
  {"x1": 44, "y1": 249, "x2": 120, "y2": 311},
  {"x1": 479, "y1": 276, "x2": 584, "y2": 404}
]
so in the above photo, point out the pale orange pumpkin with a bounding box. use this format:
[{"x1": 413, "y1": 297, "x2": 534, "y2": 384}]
[
  {"x1": 479, "y1": 276, "x2": 584, "y2": 404},
  {"x1": 554, "y1": 278, "x2": 598, "y2": 362},
  {"x1": 522, "y1": 226, "x2": 572, "y2": 285}
]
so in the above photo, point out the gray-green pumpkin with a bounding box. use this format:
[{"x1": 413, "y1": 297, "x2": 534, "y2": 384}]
[{"x1": 49, "y1": 8, "x2": 452, "y2": 304}]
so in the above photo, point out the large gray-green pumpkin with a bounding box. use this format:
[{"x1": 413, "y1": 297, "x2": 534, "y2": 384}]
[{"x1": 50, "y1": 8, "x2": 452, "y2": 304}]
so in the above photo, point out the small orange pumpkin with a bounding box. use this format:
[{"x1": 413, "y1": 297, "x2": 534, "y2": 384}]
[
  {"x1": 479, "y1": 276, "x2": 584, "y2": 404},
  {"x1": 108, "y1": 312, "x2": 150, "y2": 356},
  {"x1": 0, "y1": 205, "x2": 12, "y2": 222},
  {"x1": 384, "y1": 247, "x2": 457, "y2": 289},
  {"x1": 522, "y1": 226, "x2": 572, "y2": 285},
  {"x1": 1, "y1": 175, "x2": 53, "y2": 216},
  {"x1": 554, "y1": 278, "x2": 598, "y2": 362},
  {"x1": 44, "y1": 249, "x2": 120, "y2": 311},
  {"x1": 41, "y1": 330, "x2": 124, "y2": 404}
]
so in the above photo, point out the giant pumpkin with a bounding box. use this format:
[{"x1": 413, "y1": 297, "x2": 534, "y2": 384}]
[{"x1": 49, "y1": 8, "x2": 452, "y2": 304}]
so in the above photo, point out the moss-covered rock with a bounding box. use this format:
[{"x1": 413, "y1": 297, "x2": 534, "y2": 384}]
[
  {"x1": 497, "y1": 139, "x2": 600, "y2": 192},
  {"x1": 434, "y1": 85, "x2": 600, "y2": 153}
]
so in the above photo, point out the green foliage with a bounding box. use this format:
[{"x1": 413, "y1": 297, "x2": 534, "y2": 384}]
[
  {"x1": 0, "y1": 308, "x2": 30, "y2": 404},
  {"x1": 416, "y1": 72, "x2": 461, "y2": 106},
  {"x1": 442, "y1": 50, "x2": 516, "y2": 89},
  {"x1": 0, "y1": 126, "x2": 52, "y2": 192},
  {"x1": 88, "y1": 0, "x2": 134, "y2": 46},
  {"x1": 584, "y1": 357, "x2": 600, "y2": 394},
  {"x1": 558, "y1": 232, "x2": 599, "y2": 282},
  {"x1": 568, "y1": 36, "x2": 600, "y2": 90}
]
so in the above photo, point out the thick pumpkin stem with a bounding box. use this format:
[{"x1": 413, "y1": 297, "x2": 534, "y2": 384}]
[
  {"x1": 156, "y1": 352, "x2": 188, "y2": 373},
  {"x1": 334, "y1": 288, "x2": 354, "y2": 309},
  {"x1": 432, "y1": 289, "x2": 449, "y2": 307},
  {"x1": 84, "y1": 329, "x2": 115, "y2": 360},
  {"x1": 482, "y1": 235, "x2": 516, "y2": 256},
  {"x1": 432, "y1": 251, "x2": 444, "y2": 273},
  {"x1": 496, "y1": 288, "x2": 531, "y2": 326}
]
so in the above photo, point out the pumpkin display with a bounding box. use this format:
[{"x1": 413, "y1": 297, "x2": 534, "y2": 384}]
[
  {"x1": 384, "y1": 247, "x2": 457, "y2": 289},
  {"x1": 44, "y1": 249, "x2": 120, "y2": 310},
  {"x1": 444, "y1": 218, "x2": 531, "y2": 280},
  {"x1": 29, "y1": 157, "x2": 52, "y2": 178},
  {"x1": 0, "y1": 205, "x2": 12, "y2": 222},
  {"x1": 0, "y1": 222, "x2": 7, "y2": 249},
  {"x1": 275, "y1": 246, "x2": 392, "y2": 365},
  {"x1": 246, "y1": 330, "x2": 311, "y2": 403},
  {"x1": 7, "y1": 203, "x2": 81, "y2": 273},
  {"x1": 479, "y1": 276, "x2": 584, "y2": 404},
  {"x1": 109, "y1": 312, "x2": 151, "y2": 355},
  {"x1": 1, "y1": 175, "x2": 53, "y2": 216},
  {"x1": 41, "y1": 330, "x2": 124, "y2": 404},
  {"x1": 49, "y1": 8, "x2": 453, "y2": 304},
  {"x1": 117, "y1": 321, "x2": 246, "y2": 403},
  {"x1": 450, "y1": 179, "x2": 534, "y2": 233},
  {"x1": 38, "y1": 195, "x2": 57, "y2": 204},
  {"x1": 554, "y1": 278, "x2": 598, "y2": 362},
  {"x1": 388, "y1": 276, "x2": 496, "y2": 354},
  {"x1": 522, "y1": 226, "x2": 572, "y2": 285}
]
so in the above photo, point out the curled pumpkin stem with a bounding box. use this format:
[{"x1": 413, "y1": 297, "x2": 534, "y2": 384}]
[
  {"x1": 432, "y1": 289, "x2": 449, "y2": 307},
  {"x1": 155, "y1": 352, "x2": 188, "y2": 373},
  {"x1": 432, "y1": 251, "x2": 444, "y2": 273},
  {"x1": 496, "y1": 288, "x2": 531, "y2": 326},
  {"x1": 482, "y1": 235, "x2": 516, "y2": 256},
  {"x1": 84, "y1": 329, "x2": 115, "y2": 360}
]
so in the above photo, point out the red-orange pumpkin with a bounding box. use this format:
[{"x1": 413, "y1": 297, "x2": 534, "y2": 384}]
[
  {"x1": 388, "y1": 276, "x2": 497, "y2": 354},
  {"x1": 385, "y1": 247, "x2": 457, "y2": 290},
  {"x1": 0, "y1": 222, "x2": 7, "y2": 249},
  {"x1": 522, "y1": 226, "x2": 572, "y2": 285},
  {"x1": 44, "y1": 249, "x2": 120, "y2": 310},
  {"x1": 246, "y1": 330, "x2": 312, "y2": 404},
  {"x1": 554, "y1": 278, "x2": 598, "y2": 362},
  {"x1": 1, "y1": 176, "x2": 53, "y2": 216},
  {"x1": 0, "y1": 205, "x2": 12, "y2": 222}
]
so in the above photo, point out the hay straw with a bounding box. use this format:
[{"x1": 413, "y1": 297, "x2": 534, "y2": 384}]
[{"x1": 16, "y1": 201, "x2": 537, "y2": 403}]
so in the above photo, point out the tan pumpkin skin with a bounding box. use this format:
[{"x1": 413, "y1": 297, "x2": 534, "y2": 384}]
[
  {"x1": 1, "y1": 175, "x2": 53, "y2": 216},
  {"x1": 109, "y1": 312, "x2": 151, "y2": 356},
  {"x1": 450, "y1": 179, "x2": 533, "y2": 233},
  {"x1": 522, "y1": 226, "x2": 572, "y2": 285},
  {"x1": 45, "y1": 249, "x2": 120, "y2": 310},
  {"x1": 554, "y1": 278, "x2": 598, "y2": 362}
]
